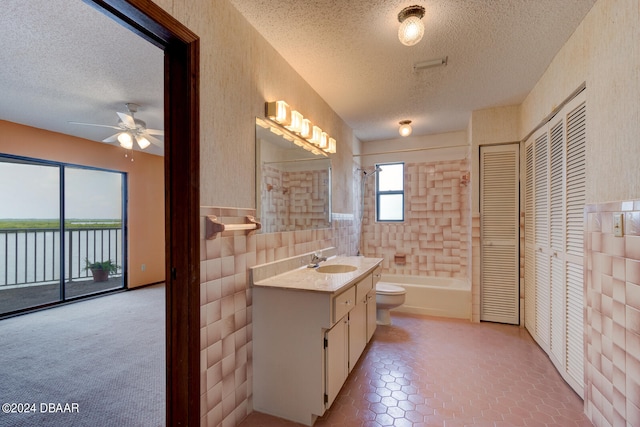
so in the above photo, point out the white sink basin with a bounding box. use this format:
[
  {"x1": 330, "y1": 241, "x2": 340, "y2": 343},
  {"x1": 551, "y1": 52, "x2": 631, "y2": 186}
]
[{"x1": 315, "y1": 264, "x2": 357, "y2": 274}]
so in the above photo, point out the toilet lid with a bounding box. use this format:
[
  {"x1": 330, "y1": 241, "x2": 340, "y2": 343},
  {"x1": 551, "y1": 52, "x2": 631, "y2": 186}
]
[{"x1": 376, "y1": 282, "x2": 406, "y2": 295}]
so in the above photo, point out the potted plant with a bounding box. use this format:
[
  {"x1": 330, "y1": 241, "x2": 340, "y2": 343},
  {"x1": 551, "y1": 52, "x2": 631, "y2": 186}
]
[{"x1": 85, "y1": 258, "x2": 119, "y2": 282}]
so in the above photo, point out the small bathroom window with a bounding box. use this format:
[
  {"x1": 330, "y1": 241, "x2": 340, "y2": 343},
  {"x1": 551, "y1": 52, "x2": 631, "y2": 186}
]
[{"x1": 375, "y1": 162, "x2": 404, "y2": 222}]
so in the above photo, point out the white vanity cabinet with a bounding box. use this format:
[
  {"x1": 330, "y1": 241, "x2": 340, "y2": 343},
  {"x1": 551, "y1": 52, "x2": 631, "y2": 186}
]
[
  {"x1": 366, "y1": 264, "x2": 382, "y2": 342},
  {"x1": 251, "y1": 257, "x2": 382, "y2": 426}
]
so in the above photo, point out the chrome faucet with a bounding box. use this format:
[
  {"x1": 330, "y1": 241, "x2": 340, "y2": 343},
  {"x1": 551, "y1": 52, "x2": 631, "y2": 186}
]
[{"x1": 308, "y1": 251, "x2": 327, "y2": 268}]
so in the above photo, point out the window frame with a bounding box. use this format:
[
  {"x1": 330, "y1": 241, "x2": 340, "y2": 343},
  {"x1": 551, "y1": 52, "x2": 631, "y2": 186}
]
[{"x1": 375, "y1": 162, "x2": 405, "y2": 222}]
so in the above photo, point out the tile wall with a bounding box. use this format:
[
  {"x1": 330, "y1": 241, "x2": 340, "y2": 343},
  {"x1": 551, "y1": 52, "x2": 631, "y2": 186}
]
[
  {"x1": 361, "y1": 159, "x2": 471, "y2": 278},
  {"x1": 585, "y1": 200, "x2": 640, "y2": 427},
  {"x1": 199, "y1": 206, "x2": 358, "y2": 426}
]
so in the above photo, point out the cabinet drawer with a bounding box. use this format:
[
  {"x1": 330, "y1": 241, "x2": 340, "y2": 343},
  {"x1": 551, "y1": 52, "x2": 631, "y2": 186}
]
[
  {"x1": 356, "y1": 274, "x2": 373, "y2": 301},
  {"x1": 333, "y1": 286, "x2": 356, "y2": 323},
  {"x1": 372, "y1": 264, "x2": 382, "y2": 286}
]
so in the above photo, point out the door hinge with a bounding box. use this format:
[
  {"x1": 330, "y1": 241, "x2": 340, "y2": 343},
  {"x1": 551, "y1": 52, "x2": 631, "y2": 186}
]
[
  {"x1": 171, "y1": 268, "x2": 177, "y2": 280},
  {"x1": 324, "y1": 393, "x2": 328, "y2": 404},
  {"x1": 324, "y1": 338, "x2": 328, "y2": 348}
]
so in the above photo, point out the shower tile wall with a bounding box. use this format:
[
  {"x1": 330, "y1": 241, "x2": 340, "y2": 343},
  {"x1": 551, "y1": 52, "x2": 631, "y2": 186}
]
[
  {"x1": 198, "y1": 206, "x2": 358, "y2": 427},
  {"x1": 585, "y1": 200, "x2": 640, "y2": 427},
  {"x1": 362, "y1": 159, "x2": 471, "y2": 278}
]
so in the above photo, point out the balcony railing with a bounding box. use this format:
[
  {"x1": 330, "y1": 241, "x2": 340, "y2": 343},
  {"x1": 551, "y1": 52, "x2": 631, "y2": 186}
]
[{"x1": 0, "y1": 227, "x2": 122, "y2": 287}]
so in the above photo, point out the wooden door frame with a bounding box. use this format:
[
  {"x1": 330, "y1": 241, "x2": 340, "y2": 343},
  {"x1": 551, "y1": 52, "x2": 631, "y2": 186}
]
[{"x1": 86, "y1": 1, "x2": 200, "y2": 425}]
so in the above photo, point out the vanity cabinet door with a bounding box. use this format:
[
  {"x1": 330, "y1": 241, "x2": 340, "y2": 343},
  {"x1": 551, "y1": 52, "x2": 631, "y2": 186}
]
[
  {"x1": 366, "y1": 289, "x2": 376, "y2": 342},
  {"x1": 348, "y1": 299, "x2": 367, "y2": 373},
  {"x1": 325, "y1": 315, "x2": 348, "y2": 408}
]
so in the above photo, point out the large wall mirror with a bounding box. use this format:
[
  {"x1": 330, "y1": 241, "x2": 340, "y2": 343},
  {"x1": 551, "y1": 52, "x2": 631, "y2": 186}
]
[{"x1": 255, "y1": 118, "x2": 332, "y2": 233}]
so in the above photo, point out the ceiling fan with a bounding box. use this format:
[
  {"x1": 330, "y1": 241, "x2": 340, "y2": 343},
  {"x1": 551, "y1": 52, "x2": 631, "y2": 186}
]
[{"x1": 69, "y1": 103, "x2": 163, "y2": 150}]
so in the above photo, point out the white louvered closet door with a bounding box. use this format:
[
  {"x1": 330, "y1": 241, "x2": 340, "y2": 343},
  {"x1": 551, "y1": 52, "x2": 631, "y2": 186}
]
[
  {"x1": 523, "y1": 90, "x2": 586, "y2": 398},
  {"x1": 534, "y1": 131, "x2": 550, "y2": 350},
  {"x1": 524, "y1": 142, "x2": 536, "y2": 333},
  {"x1": 480, "y1": 144, "x2": 519, "y2": 324},
  {"x1": 564, "y1": 96, "x2": 586, "y2": 397},
  {"x1": 549, "y1": 119, "x2": 566, "y2": 368}
]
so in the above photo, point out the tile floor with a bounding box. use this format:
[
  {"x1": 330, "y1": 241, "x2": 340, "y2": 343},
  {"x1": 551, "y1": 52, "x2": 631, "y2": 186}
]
[{"x1": 239, "y1": 313, "x2": 593, "y2": 427}]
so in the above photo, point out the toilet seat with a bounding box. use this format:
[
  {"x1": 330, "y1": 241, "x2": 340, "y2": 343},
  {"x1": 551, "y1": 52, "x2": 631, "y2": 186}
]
[{"x1": 376, "y1": 282, "x2": 406, "y2": 295}]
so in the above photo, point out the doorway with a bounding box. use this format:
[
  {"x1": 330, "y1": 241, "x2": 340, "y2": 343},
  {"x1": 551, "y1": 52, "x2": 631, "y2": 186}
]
[{"x1": 86, "y1": 1, "x2": 201, "y2": 424}]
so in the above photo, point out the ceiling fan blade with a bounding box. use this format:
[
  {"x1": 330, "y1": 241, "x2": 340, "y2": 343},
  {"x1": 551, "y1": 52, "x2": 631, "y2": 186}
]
[
  {"x1": 145, "y1": 128, "x2": 164, "y2": 136},
  {"x1": 68, "y1": 121, "x2": 120, "y2": 130},
  {"x1": 117, "y1": 112, "x2": 136, "y2": 129},
  {"x1": 145, "y1": 134, "x2": 164, "y2": 147},
  {"x1": 103, "y1": 132, "x2": 120, "y2": 143}
]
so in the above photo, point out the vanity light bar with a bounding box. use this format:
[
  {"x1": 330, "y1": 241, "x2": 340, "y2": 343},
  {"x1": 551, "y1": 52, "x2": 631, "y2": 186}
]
[
  {"x1": 265, "y1": 101, "x2": 337, "y2": 154},
  {"x1": 257, "y1": 116, "x2": 327, "y2": 157}
]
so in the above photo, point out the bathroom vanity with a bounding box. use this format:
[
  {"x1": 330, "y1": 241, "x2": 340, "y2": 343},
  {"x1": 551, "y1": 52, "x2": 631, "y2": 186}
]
[{"x1": 251, "y1": 254, "x2": 382, "y2": 425}]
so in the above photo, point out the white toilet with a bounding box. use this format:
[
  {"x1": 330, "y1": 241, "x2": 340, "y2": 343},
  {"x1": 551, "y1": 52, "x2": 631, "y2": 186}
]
[{"x1": 375, "y1": 282, "x2": 406, "y2": 325}]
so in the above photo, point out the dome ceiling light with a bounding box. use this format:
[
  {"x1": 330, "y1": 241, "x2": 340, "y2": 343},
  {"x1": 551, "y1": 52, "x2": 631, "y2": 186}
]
[
  {"x1": 398, "y1": 120, "x2": 413, "y2": 137},
  {"x1": 397, "y1": 5, "x2": 426, "y2": 46}
]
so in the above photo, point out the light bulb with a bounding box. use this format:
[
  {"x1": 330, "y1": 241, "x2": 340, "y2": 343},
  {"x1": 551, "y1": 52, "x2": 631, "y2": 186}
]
[
  {"x1": 117, "y1": 132, "x2": 133, "y2": 149},
  {"x1": 136, "y1": 136, "x2": 151, "y2": 149},
  {"x1": 286, "y1": 110, "x2": 303, "y2": 133},
  {"x1": 399, "y1": 120, "x2": 412, "y2": 137},
  {"x1": 398, "y1": 16, "x2": 424, "y2": 46}
]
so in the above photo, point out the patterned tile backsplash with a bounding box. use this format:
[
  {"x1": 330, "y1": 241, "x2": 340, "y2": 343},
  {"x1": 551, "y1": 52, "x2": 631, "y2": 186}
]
[{"x1": 585, "y1": 200, "x2": 640, "y2": 427}]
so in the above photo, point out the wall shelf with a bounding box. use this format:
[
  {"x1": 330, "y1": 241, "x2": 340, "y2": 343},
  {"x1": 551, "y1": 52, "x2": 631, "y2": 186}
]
[{"x1": 205, "y1": 215, "x2": 261, "y2": 239}]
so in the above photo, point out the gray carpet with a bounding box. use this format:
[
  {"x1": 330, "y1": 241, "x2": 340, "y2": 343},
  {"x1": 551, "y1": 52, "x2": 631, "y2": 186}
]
[{"x1": 0, "y1": 284, "x2": 165, "y2": 426}]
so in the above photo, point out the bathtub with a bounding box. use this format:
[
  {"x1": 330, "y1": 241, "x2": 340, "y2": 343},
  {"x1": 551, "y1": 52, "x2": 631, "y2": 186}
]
[{"x1": 380, "y1": 274, "x2": 471, "y2": 320}]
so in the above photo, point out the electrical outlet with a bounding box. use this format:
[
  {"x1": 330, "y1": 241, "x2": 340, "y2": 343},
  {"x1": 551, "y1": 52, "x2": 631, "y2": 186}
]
[{"x1": 613, "y1": 213, "x2": 624, "y2": 237}]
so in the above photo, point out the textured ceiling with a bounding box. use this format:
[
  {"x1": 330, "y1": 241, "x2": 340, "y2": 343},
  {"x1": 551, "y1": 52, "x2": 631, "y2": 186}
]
[
  {"x1": 0, "y1": 1, "x2": 596, "y2": 152},
  {"x1": 228, "y1": 0, "x2": 596, "y2": 141},
  {"x1": 0, "y1": 0, "x2": 164, "y2": 155}
]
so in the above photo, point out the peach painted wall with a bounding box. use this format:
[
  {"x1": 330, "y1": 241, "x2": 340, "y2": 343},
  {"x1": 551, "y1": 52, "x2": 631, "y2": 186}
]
[{"x1": 0, "y1": 120, "x2": 165, "y2": 288}]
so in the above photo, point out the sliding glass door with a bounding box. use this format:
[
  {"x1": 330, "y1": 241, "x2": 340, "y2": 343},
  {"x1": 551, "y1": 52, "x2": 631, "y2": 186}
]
[
  {"x1": 0, "y1": 160, "x2": 61, "y2": 313},
  {"x1": 0, "y1": 156, "x2": 126, "y2": 316},
  {"x1": 64, "y1": 167, "x2": 124, "y2": 299}
]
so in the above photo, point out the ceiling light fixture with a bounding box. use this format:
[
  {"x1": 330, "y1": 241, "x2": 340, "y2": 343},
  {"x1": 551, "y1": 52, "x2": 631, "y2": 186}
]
[
  {"x1": 397, "y1": 5, "x2": 426, "y2": 46},
  {"x1": 413, "y1": 56, "x2": 448, "y2": 72},
  {"x1": 399, "y1": 120, "x2": 413, "y2": 137}
]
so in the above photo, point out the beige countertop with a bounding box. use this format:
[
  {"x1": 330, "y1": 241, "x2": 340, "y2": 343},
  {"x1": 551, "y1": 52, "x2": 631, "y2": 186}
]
[{"x1": 252, "y1": 256, "x2": 383, "y2": 294}]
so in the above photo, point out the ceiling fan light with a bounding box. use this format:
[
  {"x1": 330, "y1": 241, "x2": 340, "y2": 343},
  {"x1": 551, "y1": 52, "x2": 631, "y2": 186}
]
[
  {"x1": 117, "y1": 131, "x2": 133, "y2": 149},
  {"x1": 136, "y1": 135, "x2": 151, "y2": 149}
]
